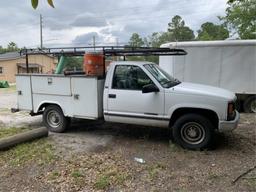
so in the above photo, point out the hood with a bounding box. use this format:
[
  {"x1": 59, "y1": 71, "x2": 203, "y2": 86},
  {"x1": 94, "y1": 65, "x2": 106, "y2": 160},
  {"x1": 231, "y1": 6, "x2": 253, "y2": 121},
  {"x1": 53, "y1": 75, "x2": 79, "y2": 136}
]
[{"x1": 169, "y1": 82, "x2": 236, "y2": 101}]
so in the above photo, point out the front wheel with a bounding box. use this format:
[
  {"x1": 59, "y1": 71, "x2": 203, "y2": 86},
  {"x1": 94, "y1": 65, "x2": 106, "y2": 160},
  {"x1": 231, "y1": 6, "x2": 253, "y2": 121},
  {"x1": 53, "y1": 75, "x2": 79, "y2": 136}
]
[
  {"x1": 43, "y1": 105, "x2": 70, "y2": 133},
  {"x1": 172, "y1": 114, "x2": 214, "y2": 150}
]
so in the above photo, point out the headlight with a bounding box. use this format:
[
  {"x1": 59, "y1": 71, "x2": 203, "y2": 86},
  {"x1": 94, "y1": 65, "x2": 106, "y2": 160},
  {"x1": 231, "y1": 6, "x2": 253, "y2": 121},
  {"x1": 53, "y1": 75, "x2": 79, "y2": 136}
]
[{"x1": 227, "y1": 102, "x2": 236, "y2": 121}]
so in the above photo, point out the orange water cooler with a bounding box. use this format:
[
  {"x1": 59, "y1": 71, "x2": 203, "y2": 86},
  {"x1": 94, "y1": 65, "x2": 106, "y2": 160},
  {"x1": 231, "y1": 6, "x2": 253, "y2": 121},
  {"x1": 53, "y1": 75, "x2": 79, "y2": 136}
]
[{"x1": 83, "y1": 52, "x2": 104, "y2": 76}]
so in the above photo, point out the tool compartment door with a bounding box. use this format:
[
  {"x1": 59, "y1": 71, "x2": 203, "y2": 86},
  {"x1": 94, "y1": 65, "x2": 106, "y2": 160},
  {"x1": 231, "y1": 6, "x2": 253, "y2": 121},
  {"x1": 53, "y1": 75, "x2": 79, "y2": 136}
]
[
  {"x1": 16, "y1": 75, "x2": 32, "y2": 110},
  {"x1": 31, "y1": 76, "x2": 71, "y2": 96},
  {"x1": 71, "y1": 77, "x2": 100, "y2": 119}
]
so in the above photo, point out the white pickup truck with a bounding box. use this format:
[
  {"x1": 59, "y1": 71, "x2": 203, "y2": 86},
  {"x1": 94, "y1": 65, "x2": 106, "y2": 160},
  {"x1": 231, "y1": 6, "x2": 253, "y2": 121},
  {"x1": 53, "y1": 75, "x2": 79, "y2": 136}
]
[{"x1": 14, "y1": 61, "x2": 239, "y2": 150}]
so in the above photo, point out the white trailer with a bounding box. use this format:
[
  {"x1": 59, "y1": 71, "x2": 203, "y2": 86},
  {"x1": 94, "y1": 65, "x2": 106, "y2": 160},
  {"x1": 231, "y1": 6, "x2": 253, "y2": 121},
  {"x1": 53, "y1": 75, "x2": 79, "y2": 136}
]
[{"x1": 160, "y1": 40, "x2": 256, "y2": 113}]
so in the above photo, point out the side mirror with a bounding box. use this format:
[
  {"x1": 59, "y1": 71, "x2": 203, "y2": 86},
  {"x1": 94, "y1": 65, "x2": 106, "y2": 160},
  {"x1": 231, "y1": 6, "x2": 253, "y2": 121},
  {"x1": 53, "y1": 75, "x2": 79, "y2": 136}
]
[{"x1": 142, "y1": 84, "x2": 159, "y2": 93}]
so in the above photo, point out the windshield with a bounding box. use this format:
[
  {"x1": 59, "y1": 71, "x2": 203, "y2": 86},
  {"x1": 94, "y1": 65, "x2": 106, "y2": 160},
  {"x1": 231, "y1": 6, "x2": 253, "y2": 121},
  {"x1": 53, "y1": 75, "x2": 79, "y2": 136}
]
[{"x1": 144, "y1": 64, "x2": 181, "y2": 88}]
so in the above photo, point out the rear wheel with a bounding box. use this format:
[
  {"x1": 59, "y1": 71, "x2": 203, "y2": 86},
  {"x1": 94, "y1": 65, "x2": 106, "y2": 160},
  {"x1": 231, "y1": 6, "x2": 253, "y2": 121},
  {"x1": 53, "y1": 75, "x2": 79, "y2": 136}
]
[
  {"x1": 172, "y1": 114, "x2": 214, "y2": 150},
  {"x1": 43, "y1": 105, "x2": 70, "y2": 133},
  {"x1": 243, "y1": 96, "x2": 256, "y2": 113}
]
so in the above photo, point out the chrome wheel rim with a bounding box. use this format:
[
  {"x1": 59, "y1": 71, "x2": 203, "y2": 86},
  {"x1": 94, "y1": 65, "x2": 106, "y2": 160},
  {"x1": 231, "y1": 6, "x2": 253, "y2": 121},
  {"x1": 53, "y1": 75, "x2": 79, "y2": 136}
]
[
  {"x1": 46, "y1": 110, "x2": 61, "y2": 128},
  {"x1": 181, "y1": 122, "x2": 205, "y2": 145}
]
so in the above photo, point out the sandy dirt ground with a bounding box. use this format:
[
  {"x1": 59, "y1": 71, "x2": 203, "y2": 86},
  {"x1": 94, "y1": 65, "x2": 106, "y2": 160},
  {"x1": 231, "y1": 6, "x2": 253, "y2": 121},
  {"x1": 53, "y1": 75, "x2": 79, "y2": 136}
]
[
  {"x1": 0, "y1": 91, "x2": 255, "y2": 192},
  {"x1": 0, "y1": 92, "x2": 17, "y2": 109}
]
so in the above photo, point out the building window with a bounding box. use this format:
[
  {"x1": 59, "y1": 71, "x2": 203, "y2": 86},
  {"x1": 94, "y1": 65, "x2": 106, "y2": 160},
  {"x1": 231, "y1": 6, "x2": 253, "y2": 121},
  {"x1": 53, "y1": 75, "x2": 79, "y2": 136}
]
[{"x1": 0, "y1": 67, "x2": 3, "y2": 74}]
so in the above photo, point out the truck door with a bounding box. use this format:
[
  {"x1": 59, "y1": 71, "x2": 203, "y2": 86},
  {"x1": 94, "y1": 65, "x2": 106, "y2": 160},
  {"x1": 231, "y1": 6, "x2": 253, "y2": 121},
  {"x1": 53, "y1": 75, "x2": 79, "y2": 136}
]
[{"x1": 105, "y1": 65, "x2": 166, "y2": 127}]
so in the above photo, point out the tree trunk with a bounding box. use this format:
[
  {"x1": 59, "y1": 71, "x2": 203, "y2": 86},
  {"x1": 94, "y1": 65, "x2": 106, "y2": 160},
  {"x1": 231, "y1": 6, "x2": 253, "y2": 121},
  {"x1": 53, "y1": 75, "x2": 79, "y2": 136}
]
[{"x1": 0, "y1": 127, "x2": 48, "y2": 150}]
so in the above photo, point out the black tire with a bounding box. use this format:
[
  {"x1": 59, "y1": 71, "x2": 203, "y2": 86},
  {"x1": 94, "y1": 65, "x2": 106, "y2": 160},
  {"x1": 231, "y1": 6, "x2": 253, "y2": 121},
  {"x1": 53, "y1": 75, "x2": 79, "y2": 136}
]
[
  {"x1": 43, "y1": 105, "x2": 70, "y2": 133},
  {"x1": 243, "y1": 96, "x2": 256, "y2": 113},
  {"x1": 172, "y1": 114, "x2": 214, "y2": 150}
]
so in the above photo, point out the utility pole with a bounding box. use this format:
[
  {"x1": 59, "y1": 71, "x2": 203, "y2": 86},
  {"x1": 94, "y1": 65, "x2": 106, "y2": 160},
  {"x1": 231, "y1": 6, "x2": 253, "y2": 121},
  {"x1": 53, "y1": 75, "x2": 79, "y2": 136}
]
[{"x1": 40, "y1": 14, "x2": 43, "y2": 49}]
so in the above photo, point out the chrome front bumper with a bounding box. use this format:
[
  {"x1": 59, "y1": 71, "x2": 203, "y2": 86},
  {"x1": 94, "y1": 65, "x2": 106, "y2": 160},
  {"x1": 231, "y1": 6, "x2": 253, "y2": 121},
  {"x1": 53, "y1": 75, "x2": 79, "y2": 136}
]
[{"x1": 218, "y1": 111, "x2": 240, "y2": 132}]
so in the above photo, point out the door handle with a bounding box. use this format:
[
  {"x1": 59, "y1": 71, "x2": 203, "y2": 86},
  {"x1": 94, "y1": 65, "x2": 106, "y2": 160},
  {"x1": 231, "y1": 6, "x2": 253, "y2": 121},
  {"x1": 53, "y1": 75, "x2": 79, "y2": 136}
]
[
  {"x1": 108, "y1": 94, "x2": 116, "y2": 98},
  {"x1": 48, "y1": 78, "x2": 53, "y2": 85},
  {"x1": 74, "y1": 94, "x2": 79, "y2": 100}
]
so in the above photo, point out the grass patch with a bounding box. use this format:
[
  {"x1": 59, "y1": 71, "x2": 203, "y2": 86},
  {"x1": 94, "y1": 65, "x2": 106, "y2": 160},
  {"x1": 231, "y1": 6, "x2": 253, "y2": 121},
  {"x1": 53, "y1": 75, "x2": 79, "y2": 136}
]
[
  {"x1": 45, "y1": 153, "x2": 133, "y2": 190},
  {"x1": 0, "y1": 85, "x2": 16, "y2": 93},
  {"x1": 243, "y1": 178, "x2": 256, "y2": 188},
  {"x1": 116, "y1": 173, "x2": 129, "y2": 185},
  {"x1": 169, "y1": 140, "x2": 182, "y2": 152},
  {"x1": 94, "y1": 175, "x2": 111, "y2": 190},
  {"x1": 208, "y1": 173, "x2": 220, "y2": 180},
  {"x1": 48, "y1": 171, "x2": 61, "y2": 180},
  {"x1": 0, "y1": 127, "x2": 31, "y2": 139},
  {"x1": 147, "y1": 163, "x2": 166, "y2": 180},
  {"x1": 0, "y1": 108, "x2": 11, "y2": 113},
  {"x1": 71, "y1": 170, "x2": 83, "y2": 178},
  {"x1": 94, "y1": 168, "x2": 130, "y2": 190},
  {"x1": 0, "y1": 137, "x2": 56, "y2": 166}
]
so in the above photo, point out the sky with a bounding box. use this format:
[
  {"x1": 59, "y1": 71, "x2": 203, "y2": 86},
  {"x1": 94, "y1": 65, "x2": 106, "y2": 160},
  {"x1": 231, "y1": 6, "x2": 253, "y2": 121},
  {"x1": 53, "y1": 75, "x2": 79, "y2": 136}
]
[{"x1": 0, "y1": 0, "x2": 227, "y2": 48}]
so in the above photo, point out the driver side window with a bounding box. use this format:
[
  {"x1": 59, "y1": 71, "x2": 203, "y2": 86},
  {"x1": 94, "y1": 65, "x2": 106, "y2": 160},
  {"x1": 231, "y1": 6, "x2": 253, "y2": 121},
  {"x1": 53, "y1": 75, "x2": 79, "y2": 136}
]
[{"x1": 112, "y1": 65, "x2": 153, "y2": 90}]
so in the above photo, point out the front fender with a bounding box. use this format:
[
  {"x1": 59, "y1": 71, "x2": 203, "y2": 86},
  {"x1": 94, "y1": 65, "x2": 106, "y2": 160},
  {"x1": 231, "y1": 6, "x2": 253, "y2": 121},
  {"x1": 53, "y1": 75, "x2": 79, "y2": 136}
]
[{"x1": 167, "y1": 103, "x2": 220, "y2": 119}]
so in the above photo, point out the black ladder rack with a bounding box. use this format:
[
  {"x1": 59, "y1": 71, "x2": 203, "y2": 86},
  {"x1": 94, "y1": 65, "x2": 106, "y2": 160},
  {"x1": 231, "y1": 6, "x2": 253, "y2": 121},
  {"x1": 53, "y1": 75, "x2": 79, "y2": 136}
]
[
  {"x1": 20, "y1": 46, "x2": 187, "y2": 57},
  {"x1": 20, "y1": 46, "x2": 187, "y2": 74}
]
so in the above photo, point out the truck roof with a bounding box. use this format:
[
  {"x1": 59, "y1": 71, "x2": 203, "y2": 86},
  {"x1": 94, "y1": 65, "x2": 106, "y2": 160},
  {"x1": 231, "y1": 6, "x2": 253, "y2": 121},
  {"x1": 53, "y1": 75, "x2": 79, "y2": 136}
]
[
  {"x1": 111, "y1": 61, "x2": 155, "y2": 66},
  {"x1": 161, "y1": 40, "x2": 256, "y2": 48}
]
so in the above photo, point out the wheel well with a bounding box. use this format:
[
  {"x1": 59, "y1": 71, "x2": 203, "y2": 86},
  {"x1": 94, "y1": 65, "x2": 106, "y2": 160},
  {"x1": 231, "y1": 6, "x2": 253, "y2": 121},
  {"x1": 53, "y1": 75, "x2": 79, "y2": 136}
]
[
  {"x1": 169, "y1": 108, "x2": 219, "y2": 129},
  {"x1": 38, "y1": 103, "x2": 61, "y2": 112}
]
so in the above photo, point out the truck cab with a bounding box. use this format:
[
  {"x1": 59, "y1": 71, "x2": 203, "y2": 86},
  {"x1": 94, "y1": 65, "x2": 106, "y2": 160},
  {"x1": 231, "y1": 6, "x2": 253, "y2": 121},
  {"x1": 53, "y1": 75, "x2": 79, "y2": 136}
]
[{"x1": 103, "y1": 61, "x2": 239, "y2": 149}]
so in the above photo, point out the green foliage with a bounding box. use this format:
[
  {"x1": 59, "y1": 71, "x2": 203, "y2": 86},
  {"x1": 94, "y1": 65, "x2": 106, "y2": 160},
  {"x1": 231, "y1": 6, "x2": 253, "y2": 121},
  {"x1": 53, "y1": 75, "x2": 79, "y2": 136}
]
[
  {"x1": 127, "y1": 33, "x2": 148, "y2": 62},
  {"x1": 31, "y1": 0, "x2": 54, "y2": 9},
  {"x1": 197, "y1": 22, "x2": 229, "y2": 40},
  {"x1": 127, "y1": 15, "x2": 195, "y2": 63},
  {"x1": 168, "y1": 15, "x2": 195, "y2": 41},
  {"x1": 128, "y1": 15, "x2": 194, "y2": 47},
  {"x1": 31, "y1": 0, "x2": 38, "y2": 9},
  {"x1": 128, "y1": 33, "x2": 144, "y2": 47},
  {"x1": 63, "y1": 56, "x2": 83, "y2": 71},
  {"x1": 7, "y1": 42, "x2": 19, "y2": 51},
  {"x1": 0, "y1": 42, "x2": 20, "y2": 54},
  {"x1": 220, "y1": 0, "x2": 256, "y2": 39},
  {"x1": 47, "y1": 0, "x2": 55, "y2": 8},
  {"x1": 147, "y1": 32, "x2": 172, "y2": 47}
]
